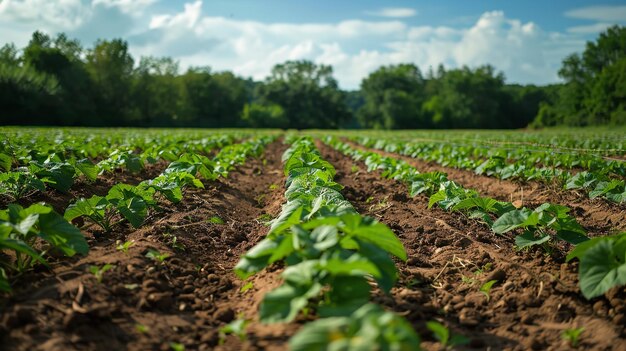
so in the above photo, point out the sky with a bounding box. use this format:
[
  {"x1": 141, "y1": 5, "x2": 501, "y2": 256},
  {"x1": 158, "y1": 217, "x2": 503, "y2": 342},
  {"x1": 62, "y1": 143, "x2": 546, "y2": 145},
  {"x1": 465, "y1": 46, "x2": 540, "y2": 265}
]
[{"x1": 1, "y1": 0, "x2": 625, "y2": 89}]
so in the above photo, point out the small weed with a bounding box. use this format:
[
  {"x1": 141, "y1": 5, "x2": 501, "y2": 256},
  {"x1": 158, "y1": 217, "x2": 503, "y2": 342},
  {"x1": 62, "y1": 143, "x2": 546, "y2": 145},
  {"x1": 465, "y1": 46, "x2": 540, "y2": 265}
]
[
  {"x1": 461, "y1": 275, "x2": 477, "y2": 285},
  {"x1": 116, "y1": 240, "x2": 135, "y2": 254},
  {"x1": 169, "y1": 342, "x2": 185, "y2": 351},
  {"x1": 89, "y1": 264, "x2": 115, "y2": 283},
  {"x1": 163, "y1": 232, "x2": 185, "y2": 251},
  {"x1": 135, "y1": 323, "x2": 150, "y2": 334},
  {"x1": 562, "y1": 327, "x2": 584, "y2": 347},
  {"x1": 474, "y1": 262, "x2": 492, "y2": 275},
  {"x1": 146, "y1": 249, "x2": 170, "y2": 263},
  {"x1": 257, "y1": 213, "x2": 273, "y2": 224},
  {"x1": 240, "y1": 281, "x2": 254, "y2": 293},
  {"x1": 365, "y1": 196, "x2": 374, "y2": 204},
  {"x1": 350, "y1": 165, "x2": 359, "y2": 173},
  {"x1": 219, "y1": 317, "x2": 250, "y2": 344},
  {"x1": 426, "y1": 321, "x2": 469, "y2": 349},
  {"x1": 269, "y1": 183, "x2": 279, "y2": 190},
  {"x1": 208, "y1": 216, "x2": 225, "y2": 224},
  {"x1": 479, "y1": 279, "x2": 498, "y2": 301},
  {"x1": 255, "y1": 194, "x2": 266, "y2": 206}
]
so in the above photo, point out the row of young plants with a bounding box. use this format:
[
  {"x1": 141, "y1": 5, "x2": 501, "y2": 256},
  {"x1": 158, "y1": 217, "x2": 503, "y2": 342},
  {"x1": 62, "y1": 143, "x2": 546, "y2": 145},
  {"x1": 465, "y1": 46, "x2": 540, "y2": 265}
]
[
  {"x1": 351, "y1": 136, "x2": 626, "y2": 204},
  {"x1": 235, "y1": 136, "x2": 421, "y2": 350},
  {"x1": 325, "y1": 136, "x2": 626, "y2": 300},
  {"x1": 0, "y1": 131, "x2": 241, "y2": 200},
  {"x1": 65, "y1": 136, "x2": 274, "y2": 232},
  {"x1": 356, "y1": 129, "x2": 625, "y2": 154},
  {"x1": 0, "y1": 136, "x2": 273, "y2": 293}
]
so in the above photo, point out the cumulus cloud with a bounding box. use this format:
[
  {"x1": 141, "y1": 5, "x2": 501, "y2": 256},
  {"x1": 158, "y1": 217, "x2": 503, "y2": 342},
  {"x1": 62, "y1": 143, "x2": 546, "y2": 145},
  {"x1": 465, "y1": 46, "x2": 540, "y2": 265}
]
[
  {"x1": 0, "y1": 0, "x2": 598, "y2": 89},
  {"x1": 366, "y1": 7, "x2": 417, "y2": 18}
]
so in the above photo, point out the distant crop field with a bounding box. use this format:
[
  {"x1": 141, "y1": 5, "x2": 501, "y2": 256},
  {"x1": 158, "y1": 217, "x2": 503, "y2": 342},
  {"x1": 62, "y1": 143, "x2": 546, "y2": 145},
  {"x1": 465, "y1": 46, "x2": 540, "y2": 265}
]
[{"x1": 1, "y1": 127, "x2": 625, "y2": 350}]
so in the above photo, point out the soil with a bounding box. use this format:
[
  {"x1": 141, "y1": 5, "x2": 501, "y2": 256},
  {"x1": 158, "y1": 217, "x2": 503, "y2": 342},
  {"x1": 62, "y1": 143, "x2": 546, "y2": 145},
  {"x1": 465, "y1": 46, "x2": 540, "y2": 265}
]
[
  {"x1": 1, "y1": 139, "x2": 624, "y2": 351},
  {"x1": 317, "y1": 141, "x2": 626, "y2": 351},
  {"x1": 0, "y1": 141, "x2": 293, "y2": 351},
  {"x1": 343, "y1": 140, "x2": 626, "y2": 237}
]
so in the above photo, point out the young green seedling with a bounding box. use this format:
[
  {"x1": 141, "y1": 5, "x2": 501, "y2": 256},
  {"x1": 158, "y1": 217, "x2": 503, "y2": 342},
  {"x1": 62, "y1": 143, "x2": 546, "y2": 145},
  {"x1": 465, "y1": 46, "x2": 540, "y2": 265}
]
[
  {"x1": 426, "y1": 321, "x2": 470, "y2": 350},
  {"x1": 146, "y1": 249, "x2": 170, "y2": 263},
  {"x1": 480, "y1": 279, "x2": 498, "y2": 301},
  {"x1": 89, "y1": 264, "x2": 115, "y2": 283},
  {"x1": 219, "y1": 317, "x2": 250, "y2": 344},
  {"x1": 207, "y1": 216, "x2": 225, "y2": 224},
  {"x1": 561, "y1": 327, "x2": 584, "y2": 347},
  {"x1": 116, "y1": 240, "x2": 135, "y2": 254}
]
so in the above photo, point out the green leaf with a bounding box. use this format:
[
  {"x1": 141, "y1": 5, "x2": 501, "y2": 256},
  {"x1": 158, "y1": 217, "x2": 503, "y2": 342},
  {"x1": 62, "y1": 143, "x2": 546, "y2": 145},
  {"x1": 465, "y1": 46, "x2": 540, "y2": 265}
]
[
  {"x1": 426, "y1": 321, "x2": 449, "y2": 345},
  {"x1": 259, "y1": 281, "x2": 322, "y2": 323},
  {"x1": 0, "y1": 268, "x2": 10, "y2": 292},
  {"x1": 0, "y1": 152, "x2": 12, "y2": 172},
  {"x1": 515, "y1": 231, "x2": 551, "y2": 249},
  {"x1": 579, "y1": 238, "x2": 626, "y2": 299},
  {"x1": 0, "y1": 237, "x2": 48, "y2": 266},
  {"x1": 492, "y1": 208, "x2": 538, "y2": 234},
  {"x1": 37, "y1": 211, "x2": 89, "y2": 256},
  {"x1": 116, "y1": 197, "x2": 147, "y2": 228},
  {"x1": 341, "y1": 215, "x2": 407, "y2": 261},
  {"x1": 75, "y1": 159, "x2": 99, "y2": 181}
]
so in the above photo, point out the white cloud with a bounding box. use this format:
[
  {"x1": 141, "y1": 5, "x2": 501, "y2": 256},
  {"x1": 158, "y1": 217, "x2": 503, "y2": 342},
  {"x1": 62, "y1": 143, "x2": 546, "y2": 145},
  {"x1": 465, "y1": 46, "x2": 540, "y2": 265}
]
[
  {"x1": 565, "y1": 5, "x2": 626, "y2": 22},
  {"x1": 366, "y1": 7, "x2": 417, "y2": 18},
  {"x1": 567, "y1": 22, "x2": 614, "y2": 34},
  {"x1": 0, "y1": 0, "x2": 90, "y2": 30}
]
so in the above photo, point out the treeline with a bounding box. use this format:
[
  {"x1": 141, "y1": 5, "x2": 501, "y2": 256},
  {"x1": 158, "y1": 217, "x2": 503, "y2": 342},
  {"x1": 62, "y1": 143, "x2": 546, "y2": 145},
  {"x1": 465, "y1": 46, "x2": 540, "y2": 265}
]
[
  {"x1": 0, "y1": 27, "x2": 624, "y2": 129},
  {"x1": 533, "y1": 25, "x2": 626, "y2": 127}
]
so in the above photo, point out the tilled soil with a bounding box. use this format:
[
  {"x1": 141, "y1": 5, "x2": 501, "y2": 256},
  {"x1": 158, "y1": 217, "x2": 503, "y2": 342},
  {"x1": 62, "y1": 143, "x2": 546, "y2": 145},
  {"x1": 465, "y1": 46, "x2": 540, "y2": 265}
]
[
  {"x1": 343, "y1": 140, "x2": 626, "y2": 237},
  {"x1": 318, "y1": 142, "x2": 626, "y2": 351},
  {"x1": 1, "y1": 139, "x2": 625, "y2": 351},
  {"x1": 0, "y1": 141, "x2": 291, "y2": 351}
]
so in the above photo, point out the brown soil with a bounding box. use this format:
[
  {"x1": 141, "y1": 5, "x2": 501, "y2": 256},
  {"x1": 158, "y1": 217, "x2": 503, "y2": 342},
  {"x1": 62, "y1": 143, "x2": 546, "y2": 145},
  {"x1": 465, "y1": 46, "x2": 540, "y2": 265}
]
[
  {"x1": 2, "y1": 139, "x2": 625, "y2": 351},
  {"x1": 318, "y1": 141, "x2": 626, "y2": 351},
  {"x1": 0, "y1": 141, "x2": 291, "y2": 351},
  {"x1": 344, "y1": 140, "x2": 626, "y2": 237},
  {"x1": 0, "y1": 161, "x2": 170, "y2": 214}
]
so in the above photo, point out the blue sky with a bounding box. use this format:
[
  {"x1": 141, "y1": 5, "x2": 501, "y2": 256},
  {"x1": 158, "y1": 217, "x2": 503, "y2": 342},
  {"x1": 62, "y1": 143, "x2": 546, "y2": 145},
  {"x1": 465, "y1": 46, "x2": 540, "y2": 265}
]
[{"x1": 1, "y1": 0, "x2": 625, "y2": 89}]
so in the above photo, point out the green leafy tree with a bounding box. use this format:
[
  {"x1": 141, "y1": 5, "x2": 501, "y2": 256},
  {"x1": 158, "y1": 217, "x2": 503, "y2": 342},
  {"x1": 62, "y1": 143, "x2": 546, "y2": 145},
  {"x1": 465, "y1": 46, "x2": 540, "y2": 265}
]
[
  {"x1": 86, "y1": 39, "x2": 135, "y2": 125},
  {"x1": 358, "y1": 64, "x2": 427, "y2": 129},
  {"x1": 256, "y1": 60, "x2": 351, "y2": 129}
]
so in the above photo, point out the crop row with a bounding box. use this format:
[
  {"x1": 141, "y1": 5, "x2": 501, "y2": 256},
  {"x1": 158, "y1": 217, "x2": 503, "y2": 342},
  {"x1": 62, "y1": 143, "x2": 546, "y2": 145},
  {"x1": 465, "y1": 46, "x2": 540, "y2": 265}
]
[
  {"x1": 236, "y1": 136, "x2": 421, "y2": 349},
  {"x1": 350, "y1": 136, "x2": 626, "y2": 204},
  {"x1": 0, "y1": 132, "x2": 242, "y2": 200},
  {"x1": 0, "y1": 136, "x2": 274, "y2": 293},
  {"x1": 324, "y1": 136, "x2": 626, "y2": 300}
]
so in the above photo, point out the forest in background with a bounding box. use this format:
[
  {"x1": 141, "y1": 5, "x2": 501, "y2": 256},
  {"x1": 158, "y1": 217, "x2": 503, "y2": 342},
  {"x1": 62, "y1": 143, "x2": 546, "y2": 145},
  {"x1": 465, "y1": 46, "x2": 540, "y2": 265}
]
[{"x1": 0, "y1": 25, "x2": 624, "y2": 129}]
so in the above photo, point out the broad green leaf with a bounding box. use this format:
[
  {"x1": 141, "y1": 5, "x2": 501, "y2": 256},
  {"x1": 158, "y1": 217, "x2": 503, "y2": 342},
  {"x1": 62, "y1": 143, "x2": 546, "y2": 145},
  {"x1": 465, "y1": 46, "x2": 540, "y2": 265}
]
[
  {"x1": 0, "y1": 153, "x2": 12, "y2": 172},
  {"x1": 259, "y1": 281, "x2": 322, "y2": 323},
  {"x1": 579, "y1": 239, "x2": 626, "y2": 299},
  {"x1": 116, "y1": 197, "x2": 147, "y2": 228},
  {"x1": 515, "y1": 231, "x2": 550, "y2": 249},
  {"x1": 341, "y1": 215, "x2": 407, "y2": 261},
  {"x1": 0, "y1": 237, "x2": 48, "y2": 266},
  {"x1": 37, "y1": 212, "x2": 89, "y2": 256},
  {"x1": 492, "y1": 208, "x2": 538, "y2": 234},
  {"x1": 75, "y1": 159, "x2": 98, "y2": 181}
]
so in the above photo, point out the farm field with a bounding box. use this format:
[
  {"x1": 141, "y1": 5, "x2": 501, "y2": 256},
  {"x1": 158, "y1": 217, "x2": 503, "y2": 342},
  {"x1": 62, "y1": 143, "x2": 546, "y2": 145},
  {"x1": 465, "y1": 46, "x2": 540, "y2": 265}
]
[{"x1": 1, "y1": 127, "x2": 625, "y2": 350}]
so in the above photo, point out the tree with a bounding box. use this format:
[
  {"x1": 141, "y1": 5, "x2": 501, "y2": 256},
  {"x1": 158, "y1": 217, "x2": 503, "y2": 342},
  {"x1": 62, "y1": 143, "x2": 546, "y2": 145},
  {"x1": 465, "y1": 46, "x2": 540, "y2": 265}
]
[
  {"x1": 532, "y1": 25, "x2": 626, "y2": 127},
  {"x1": 256, "y1": 60, "x2": 351, "y2": 129},
  {"x1": 86, "y1": 39, "x2": 135, "y2": 125},
  {"x1": 133, "y1": 56, "x2": 181, "y2": 126},
  {"x1": 358, "y1": 64, "x2": 427, "y2": 129},
  {"x1": 241, "y1": 103, "x2": 286, "y2": 128},
  {"x1": 422, "y1": 65, "x2": 508, "y2": 129}
]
